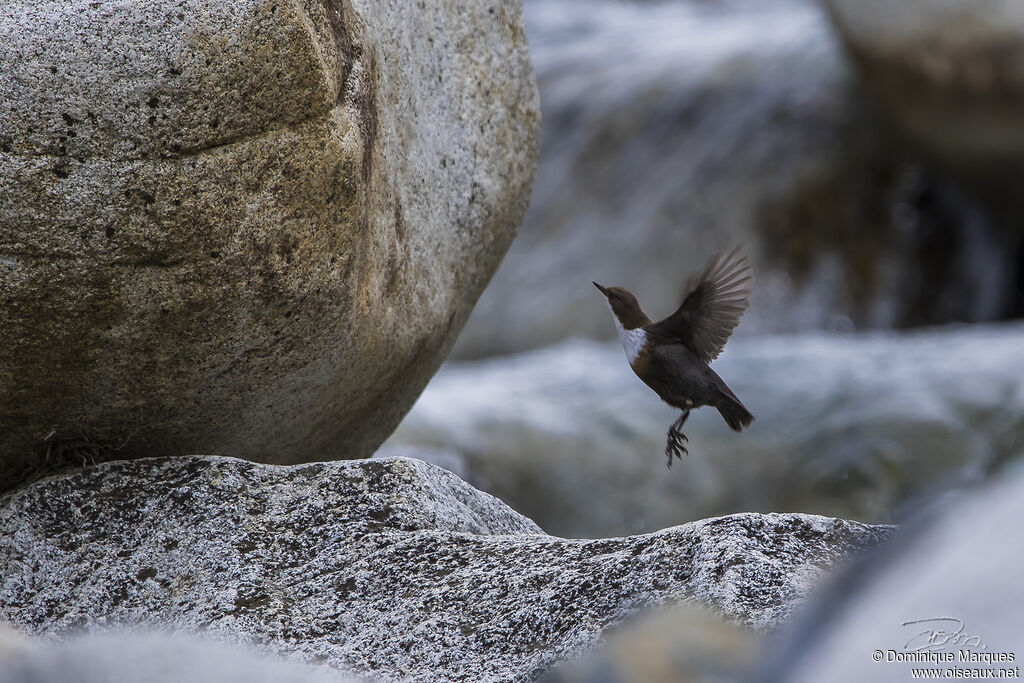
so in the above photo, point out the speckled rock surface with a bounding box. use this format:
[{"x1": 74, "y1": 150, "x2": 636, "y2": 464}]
[
  {"x1": 0, "y1": 456, "x2": 890, "y2": 682},
  {"x1": 0, "y1": 0, "x2": 540, "y2": 488}
]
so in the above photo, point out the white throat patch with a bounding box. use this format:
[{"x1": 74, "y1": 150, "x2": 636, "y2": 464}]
[{"x1": 609, "y1": 305, "x2": 646, "y2": 364}]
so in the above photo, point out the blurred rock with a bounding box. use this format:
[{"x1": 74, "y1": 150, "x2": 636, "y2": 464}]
[
  {"x1": 763, "y1": 465, "x2": 1024, "y2": 683},
  {"x1": 0, "y1": 632, "x2": 354, "y2": 683},
  {"x1": 453, "y1": 0, "x2": 1012, "y2": 359},
  {"x1": 0, "y1": 623, "x2": 33, "y2": 662},
  {"x1": 544, "y1": 604, "x2": 759, "y2": 683},
  {"x1": 390, "y1": 324, "x2": 1024, "y2": 537},
  {"x1": 0, "y1": 0, "x2": 539, "y2": 489},
  {"x1": 823, "y1": 0, "x2": 1024, "y2": 221},
  {"x1": 0, "y1": 456, "x2": 888, "y2": 682}
]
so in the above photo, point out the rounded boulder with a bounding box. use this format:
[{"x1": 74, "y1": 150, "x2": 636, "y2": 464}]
[{"x1": 0, "y1": 0, "x2": 540, "y2": 488}]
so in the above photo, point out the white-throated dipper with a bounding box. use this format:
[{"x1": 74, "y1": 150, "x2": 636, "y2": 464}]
[{"x1": 594, "y1": 248, "x2": 754, "y2": 467}]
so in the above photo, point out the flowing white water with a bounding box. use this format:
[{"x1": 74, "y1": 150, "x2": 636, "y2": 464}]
[
  {"x1": 454, "y1": 0, "x2": 1012, "y2": 359},
  {"x1": 390, "y1": 323, "x2": 1024, "y2": 537}
]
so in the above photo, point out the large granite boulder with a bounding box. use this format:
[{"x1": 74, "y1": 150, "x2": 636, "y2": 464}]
[
  {"x1": 389, "y1": 324, "x2": 1024, "y2": 537},
  {"x1": 0, "y1": 0, "x2": 540, "y2": 489},
  {"x1": 0, "y1": 456, "x2": 890, "y2": 682},
  {"x1": 453, "y1": 0, "x2": 1010, "y2": 359}
]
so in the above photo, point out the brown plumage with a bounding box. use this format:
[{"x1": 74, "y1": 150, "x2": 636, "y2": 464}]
[{"x1": 594, "y1": 248, "x2": 754, "y2": 467}]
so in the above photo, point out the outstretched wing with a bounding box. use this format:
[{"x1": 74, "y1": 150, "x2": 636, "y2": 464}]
[{"x1": 646, "y1": 248, "x2": 753, "y2": 363}]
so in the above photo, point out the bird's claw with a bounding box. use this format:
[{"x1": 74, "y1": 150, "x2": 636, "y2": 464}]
[{"x1": 665, "y1": 427, "x2": 689, "y2": 467}]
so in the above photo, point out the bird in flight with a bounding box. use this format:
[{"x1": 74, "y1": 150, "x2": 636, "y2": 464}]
[{"x1": 594, "y1": 249, "x2": 754, "y2": 467}]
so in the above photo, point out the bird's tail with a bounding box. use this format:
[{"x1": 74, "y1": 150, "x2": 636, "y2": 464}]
[{"x1": 717, "y1": 395, "x2": 753, "y2": 432}]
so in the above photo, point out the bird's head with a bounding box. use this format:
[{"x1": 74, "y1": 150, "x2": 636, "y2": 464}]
[{"x1": 593, "y1": 282, "x2": 648, "y2": 330}]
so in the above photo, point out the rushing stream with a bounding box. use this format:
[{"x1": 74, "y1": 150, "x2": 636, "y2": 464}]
[{"x1": 454, "y1": 0, "x2": 1015, "y2": 359}]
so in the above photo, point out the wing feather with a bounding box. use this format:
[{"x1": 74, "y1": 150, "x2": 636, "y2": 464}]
[{"x1": 647, "y1": 248, "x2": 753, "y2": 363}]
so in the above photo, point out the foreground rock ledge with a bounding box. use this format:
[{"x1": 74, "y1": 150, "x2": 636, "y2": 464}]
[{"x1": 0, "y1": 456, "x2": 890, "y2": 682}]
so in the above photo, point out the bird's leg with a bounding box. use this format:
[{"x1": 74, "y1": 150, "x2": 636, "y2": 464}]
[{"x1": 665, "y1": 409, "x2": 691, "y2": 468}]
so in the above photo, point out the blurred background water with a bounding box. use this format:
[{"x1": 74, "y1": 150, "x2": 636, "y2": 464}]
[{"x1": 384, "y1": 0, "x2": 1024, "y2": 538}]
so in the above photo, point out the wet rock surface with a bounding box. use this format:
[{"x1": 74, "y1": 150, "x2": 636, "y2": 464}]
[
  {"x1": 391, "y1": 324, "x2": 1024, "y2": 537},
  {"x1": 0, "y1": 0, "x2": 540, "y2": 489},
  {"x1": 0, "y1": 456, "x2": 890, "y2": 682}
]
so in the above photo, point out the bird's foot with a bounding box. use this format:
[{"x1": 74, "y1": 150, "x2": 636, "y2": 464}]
[{"x1": 665, "y1": 426, "x2": 689, "y2": 468}]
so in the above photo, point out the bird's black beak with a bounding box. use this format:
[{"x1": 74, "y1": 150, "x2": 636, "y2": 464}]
[{"x1": 593, "y1": 281, "x2": 608, "y2": 296}]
